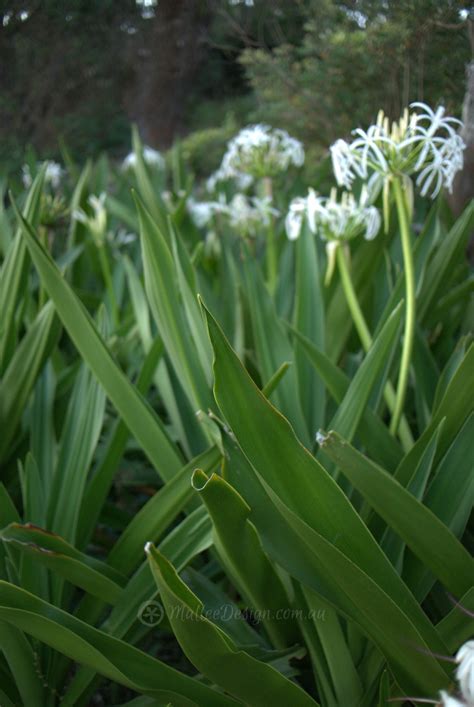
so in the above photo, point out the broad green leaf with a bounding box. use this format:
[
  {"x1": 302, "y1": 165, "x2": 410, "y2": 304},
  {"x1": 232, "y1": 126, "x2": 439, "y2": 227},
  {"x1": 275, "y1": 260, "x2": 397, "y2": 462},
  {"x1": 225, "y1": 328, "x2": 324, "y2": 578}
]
[
  {"x1": 302, "y1": 587, "x2": 363, "y2": 706},
  {"x1": 394, "y1": 344, "x2": 474, "y2": 489},
  {"x1": 0, "y1": 301, "x2": 60, "y2": 461},
  {"x1": 255, "y1": 475, "x2": 450, "y2": 696},
  {"x1": 0, "y1": 581, "x2": 235, "y2": 706},
  {"x1": 134, "y1": 192, "x2": 213, "y2": 413},
  {"x1": 327, "y1": 302, "x2": 402, "y2": 442},
  {"x1": 293, "y1": 220, "x2": 325, "y2": 433},
  {"x1": 77, "y1": 337, "x2": 164, "y2": 548},
  {"x1": 1, "y1": 524, "x2": 126, "y2": 604},
  {"x1": 107, "y1": 446, "x2": 221, "y2": 575},
  {"x1": 65, "y1": 507, "x2": 214, "y2": 705},
  {"x1": 242, "y1": 257, "x2": 310, "y2": 446},
  {"x1": 202, "y1": 301, "x2": 445, "y2": 652},
  {"x1": 146, "y1": 544, "x2": 319, "y2": 707},
  {"x1": 48, "y1": 358, "x2": 106, "y2": 543},
  {"x1": 29, "y1": 362, "x2": 56, "y2": 498},
  {"x1": 378, "y1": 420, "x2": 444, "y2": 568},
  {"x1": 318, "y1": 430, "x2": 473, "y2": 598},
  {"x1": 436, "y1": 588, "x2": 474, "y2": 652},
  {"x1": 291, "y1": 326, "x2": 403, "y2": 470},
  {"x1": 418, "y1": 201, "x2": 474, "y2": 321},
  {"x1": 0, "y1": 620, "x2": 44, "y2": 706},
  {"x1": 192, "y1": 469, "x2": 298, "y2": 648},
  {"x1": 131, "y1": 125, "x2": 168, "y2": 233},
  {"x1": 0, "y1": 169, "x2": 45, "y2": 372},
  {"x1": 402, "y1": 413, "x2": 474, "y2": 599},
  {"x1": 13, "y1": 202, "x2": 183, "y2": 482}
]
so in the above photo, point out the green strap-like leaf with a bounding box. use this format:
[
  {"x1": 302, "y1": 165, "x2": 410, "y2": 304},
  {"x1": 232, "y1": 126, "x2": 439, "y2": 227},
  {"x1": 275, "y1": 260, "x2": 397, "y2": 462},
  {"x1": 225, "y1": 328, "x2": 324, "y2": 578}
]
[
  {"x1": 201, "y1": 300, "x2": 446, "y2": 653},
  {"x1": 0, "y1": 581, "x2": 236, "y2": 707},
  {"x1": 146, "y1": 544, "x2": 319, "y2": 707},
  {"x1": 12, "y1": 200, "x2": 183, "y2": 482},
  {"x1": 1, "y1": 524, "x2": 126, "y2": 604},
  {"x1": 192, "y1": 469, "x2": 299, "y2": 648},
  {"x1": 318, "y1": 430, "x2": 473, "y2": 598}
]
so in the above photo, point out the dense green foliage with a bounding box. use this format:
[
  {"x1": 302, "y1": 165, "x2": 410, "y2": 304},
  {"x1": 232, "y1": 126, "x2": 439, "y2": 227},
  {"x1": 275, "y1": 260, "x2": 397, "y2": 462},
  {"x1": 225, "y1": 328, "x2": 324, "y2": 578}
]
[{"x1": 0, "y1": 111, "x2": 472, "y2": 706}]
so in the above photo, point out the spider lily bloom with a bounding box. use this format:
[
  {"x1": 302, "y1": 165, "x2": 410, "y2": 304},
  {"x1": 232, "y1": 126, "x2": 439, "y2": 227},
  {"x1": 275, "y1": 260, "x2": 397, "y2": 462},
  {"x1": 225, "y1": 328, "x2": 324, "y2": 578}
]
[
  {"x1": 285, "y1": 196, "x2": 308, "y2": 241},
  {"x1": 456, "y1": 641, "x2": 474, "y2": 705},
  {"x1": 22, "y1": 160, "x2": 64, "y2": 190},
  {"x1": 220, "y1": 193, "x2": 280, "y2": 238},
  {"x1": 330, "y1": 103, "x2": 465, "y2": 199},
  {"x1": 206, "y1": 165, "x2": 254, "y2": 193},
  {"x1": 286, "y1": 187, "x2": 381, "y2": 244},
  {"x1": 217, "y1": 124, "x2": 304, "y2": 179},
  {"x1": 121, "y1": 145, "x2": 165, "y2": 171},
  {"x1": 186, "y1": 196, "x2": 223, "y2": 229},
  {"x1": 438, "y1": 693, "x2": 467, "y2": 707}
]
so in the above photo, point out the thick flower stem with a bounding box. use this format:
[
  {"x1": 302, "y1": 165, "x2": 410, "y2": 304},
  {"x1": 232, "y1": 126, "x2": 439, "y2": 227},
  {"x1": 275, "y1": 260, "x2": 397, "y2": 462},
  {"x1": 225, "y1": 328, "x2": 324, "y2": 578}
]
[
  {"x1": 336, "y1": 243, "x2": 414, "y2": 451},
  {"x1": 336, "y1": 245, "x2": 372, "y2": 351},
  {"x1": 263, "y1": 177, "x2": 277, "y2": 294},
  {"x1": 390, "y1": 177, "x2": 416, "y2": 436}
]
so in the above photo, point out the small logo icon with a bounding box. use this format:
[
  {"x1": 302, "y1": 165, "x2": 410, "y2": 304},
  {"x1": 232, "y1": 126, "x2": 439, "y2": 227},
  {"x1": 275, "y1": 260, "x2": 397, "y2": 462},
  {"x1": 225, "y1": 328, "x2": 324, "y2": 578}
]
[{"x1": 137, "y1": 600, "x2": 164, "y2": 626}]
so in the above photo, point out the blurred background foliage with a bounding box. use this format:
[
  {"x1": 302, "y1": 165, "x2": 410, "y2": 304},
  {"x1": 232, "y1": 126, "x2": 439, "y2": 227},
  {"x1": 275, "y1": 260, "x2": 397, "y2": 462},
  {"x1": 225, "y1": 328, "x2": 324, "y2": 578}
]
[{"x1": 0, "y1": 0, "x2": 472, "y2": 173}]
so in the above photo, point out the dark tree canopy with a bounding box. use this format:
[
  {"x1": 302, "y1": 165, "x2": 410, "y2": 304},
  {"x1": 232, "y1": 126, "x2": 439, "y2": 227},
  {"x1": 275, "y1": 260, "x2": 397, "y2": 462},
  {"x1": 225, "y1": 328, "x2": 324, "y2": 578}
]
[{"x1": 0, "y1": 0, "x2": 472, "y2": 166}]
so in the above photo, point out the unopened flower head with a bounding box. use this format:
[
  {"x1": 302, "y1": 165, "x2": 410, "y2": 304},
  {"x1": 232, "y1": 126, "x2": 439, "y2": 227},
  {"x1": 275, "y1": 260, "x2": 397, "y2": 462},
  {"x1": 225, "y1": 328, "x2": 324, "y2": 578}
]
[
  {"x1": 221, "y1": 193, "x2": 279, "y2": 238},
  {"x1": 286, "y1": 187, "x2": 380, "y2": 243},
  {"x1": 22, "y1": 160, "x2": 64, "y2": 190},
  {"x1": 456, "y1": 640, "x2": 474, "y2": 705},
  {"x1": 217, "y1": 124, "x2": 304, "y2": 179},
  {"x1": 122, "y1": 146, "x2": 165, "y2": 171},
  {"x1": 330, "y1": 103, "x2": 465, "y2": 199},
  {"x1": 73, "y1": 192, "x2": 107, "y2": 245}
]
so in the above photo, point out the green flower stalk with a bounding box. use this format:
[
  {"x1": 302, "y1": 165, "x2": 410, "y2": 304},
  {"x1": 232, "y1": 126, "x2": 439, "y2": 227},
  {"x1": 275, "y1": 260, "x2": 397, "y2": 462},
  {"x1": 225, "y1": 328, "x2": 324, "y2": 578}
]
[
  {"x1": 330, "y1": 103, "x2": 466, "y2": 435},
  {"x1": 390, "y1": 177, "x2": 416, "y2": 435},
  {"x1": 286, "y1": 188, "x2": 414, "y2": 450}
]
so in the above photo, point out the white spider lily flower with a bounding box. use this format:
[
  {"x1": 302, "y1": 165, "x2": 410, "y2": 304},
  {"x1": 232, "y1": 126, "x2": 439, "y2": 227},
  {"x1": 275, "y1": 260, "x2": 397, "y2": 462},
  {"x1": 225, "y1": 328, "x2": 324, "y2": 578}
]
[
  {"x1": 73, "y1": 192, "x2": 107, "y2": 245},
  {"x1": 287, "y1": 187, "x2": 380, "y2": 243},
  {"x1": 439, "y1": 691, "x2": 466, "y2": 707},
  {"x1": 22, "y1": 160, "x2": 64, "y2": 190},
  {"x1": 186, "y1": 197, "x2": 223, "y2": 228},
  {"x1": 216, "y1": 124, "x2": 304, "y2": 179},
  {"x1": 330, "y1": 103, "x2": 465, "y2": 199},
  {"x1": 456, "y1": 641, "x2": 474, "y2": 705},
  {"x1": 285, "y1": 197, "x2": 307, "y2": 240},
  {"x1": 206, "y1": 164, "x2": 254, "y2": 193},
  {"x1": 220, "y1": 194, "x2": 279, "y2": 237},
  {"x1": 121, "y1": 145, "x2": 165, "y2": 171}
]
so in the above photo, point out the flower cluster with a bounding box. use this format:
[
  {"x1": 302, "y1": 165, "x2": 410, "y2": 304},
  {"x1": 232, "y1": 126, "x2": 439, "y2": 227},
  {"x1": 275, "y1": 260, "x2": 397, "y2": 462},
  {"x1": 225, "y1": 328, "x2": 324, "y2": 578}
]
[
  {"x1": 222, "y1": 194, "x2": 279, "y2": 237},
  {"x1": 286, "y1": 187, "x2": 380, "y2": 243},
  {"x1": 22, "y1": 160, "x2": 63, "y2": 190},
  {"x1": 330, "y1": 103, "x2": 465, "y2": 199},
  {"x1": 187, "y1": 196, "x2": 223, "y2": 229},
  {"x1": 454, "y1": 640, "x2": 474, "y2": 706},
  {"x1": 206, "y1": 167, "x2": 253, "y2": 194},
  {"x1": 212, "y1": 124, "x2": 304, "y2": 182},
  {"x1": 188, "y1": 193, "x2": 279, "y2": 238},
  {"x1": 121, "y1": 146, "x2": 165, "y2": 171}
]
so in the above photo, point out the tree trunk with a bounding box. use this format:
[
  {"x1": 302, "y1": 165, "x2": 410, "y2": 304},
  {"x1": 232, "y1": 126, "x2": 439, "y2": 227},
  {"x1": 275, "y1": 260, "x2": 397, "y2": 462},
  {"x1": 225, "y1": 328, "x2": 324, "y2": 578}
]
[{"x1": 125, "y1": 0, "x2": 212, "y2": 149}]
